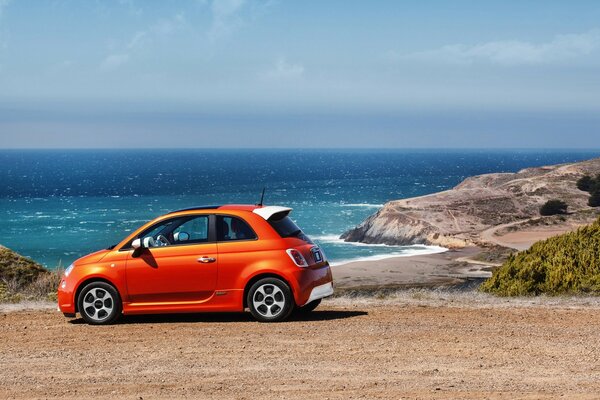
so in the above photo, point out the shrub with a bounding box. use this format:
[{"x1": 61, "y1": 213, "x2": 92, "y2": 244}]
[
  {"x1": 0, "y1": 247, "x2": 48, "y2": 287},
  {"x1": 539, "y1": 199, "x2": 568, "y2": 216},
  {"x1": 577, "y1": 175, "x2": 594, "y2": 192},
  {"x1": 480, "y1": 217, "x2": 600, "y2": 296},
  {"x1": 590, "y1": 190, "x2": 600, "y2": 208},
  {"x1": 0, "y1": 246, "x2": 60, "y2": 302}
]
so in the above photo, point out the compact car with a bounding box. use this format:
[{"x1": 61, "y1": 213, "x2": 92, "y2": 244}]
[{"x1": 57, "y1": 205, "x2": 333, "y2": 324}]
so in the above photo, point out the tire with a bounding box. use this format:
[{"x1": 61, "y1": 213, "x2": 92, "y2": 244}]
[
  {"x1": 295, "y1": 299, "x2": 321, "y2": 314},
  {"x1": 77, "y1": 281, "x2": 122, "y2": 325},
  {"x1": 247, "y1": 278, "x2": 294, "y2": 322}
]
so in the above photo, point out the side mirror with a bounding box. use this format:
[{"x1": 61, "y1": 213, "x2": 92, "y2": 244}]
[
  {"x1": 131, "y1": 237, "x2": 155, "y2": 257},
  {"x1": 174, "y1": 231, "x2": 190, "y2": 242}
]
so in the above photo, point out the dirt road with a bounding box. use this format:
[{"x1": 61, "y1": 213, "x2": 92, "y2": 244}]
[{"x1": 1, "y1": 296, "x2": 600, "y2": 399}]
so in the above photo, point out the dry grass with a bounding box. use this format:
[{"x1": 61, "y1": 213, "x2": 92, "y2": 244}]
[
  {"x1": 0, "y1": 268, "x2": 62, "y2": 303},
  {"x1": 327, "y1": 287, "x2": 600, "y2": 309}
]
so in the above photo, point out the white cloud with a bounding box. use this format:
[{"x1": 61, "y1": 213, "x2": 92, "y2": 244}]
[
  {"x1": 208, "y1": 0, "x2": 246, "y2": 41},
  {"x1": 261, "y1": 58, "x2": 304, "y2": 80},
  {"x1": 99, "y1": 54, "x2": 130, "y2": 71},
  {"x1": 153, "y1": 13, "x2": 186, "y2": 36},
  {"x1": 401, "y1": 29, "x2": 600, "y2": 66},
  {"x1": 0, "y1": 0, "x2": 10, "y2": 18},
  {"x1": 101, "y1": 13, "x2": 186, "y2": 70},
  {"x1": 127, "y1": 14, "x2": 186, "y2": 50},
  {"x1": 118, "y1": 0, "x2": 142, "y2": 17},
  {"x1": 127, "y1": 31, "x2": 147, "y2": 50}
]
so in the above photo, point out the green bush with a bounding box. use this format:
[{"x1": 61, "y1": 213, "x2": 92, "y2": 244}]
[
  {"x1": 590, "y1": 190, "x2": 600, "y2": 208},
  {"x1": 540, "y1": 199, "x2": 568, "y2": 216},
  {"x1": 577, "y1": 175, "x2": 595, "y2": 192},
  {"x1": 480, "y1": 217, "x2": 600, "y2": 296},
  {"x1": 576, "y1": 174, "x2": 600, "y2": 207}
]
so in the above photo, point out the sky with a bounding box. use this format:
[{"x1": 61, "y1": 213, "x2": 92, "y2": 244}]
[{"x1": 0, "y1": 0, "x2": 599, "y2": 148}]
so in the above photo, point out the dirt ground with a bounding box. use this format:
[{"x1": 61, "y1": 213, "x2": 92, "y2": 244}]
[{"x1": 1, "y1": 295, "x2": 600, "y2": 399}]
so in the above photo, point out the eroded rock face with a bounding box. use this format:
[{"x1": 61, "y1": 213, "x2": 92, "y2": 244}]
[{"x1": 341, "y1": 158, "x2": 600, "y2": 248}]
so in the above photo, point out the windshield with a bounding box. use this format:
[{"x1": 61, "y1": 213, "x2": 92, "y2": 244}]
[{"x1": 268, "y1": 215, "x2": 312, "y2": 243}]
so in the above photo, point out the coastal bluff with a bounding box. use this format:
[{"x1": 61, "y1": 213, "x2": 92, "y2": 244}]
[{"x1": 342, "y1": 157, "x2": 600, "y2": 249}]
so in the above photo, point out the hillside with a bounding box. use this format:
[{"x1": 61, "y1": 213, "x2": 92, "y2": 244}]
[
  {"x1": 0, "y1": 245, "x2": 56, "y2": 302},
  {"x1": 342, "y1": 157, "x2": 600, "y2": 249},
  {"x1": 480, "y1": 217, "x2": 600, "y2": 296}
]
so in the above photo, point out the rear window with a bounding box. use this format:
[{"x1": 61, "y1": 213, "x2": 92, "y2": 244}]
[{"x1": 268, "y1": 213, "x2": 312, "y2": 243}]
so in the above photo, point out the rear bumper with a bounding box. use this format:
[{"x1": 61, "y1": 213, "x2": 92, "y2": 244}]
[
  {"x1": 292, "y1": 263, "x2": 333, "y2": 306},
  {"x1": 306, "y1": 282, "x2": 334, "y2": 304}
]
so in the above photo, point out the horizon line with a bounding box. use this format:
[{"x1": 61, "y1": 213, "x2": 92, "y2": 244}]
[{"x1": 1, "y1": 147, "x2": 600, "y2": 152}]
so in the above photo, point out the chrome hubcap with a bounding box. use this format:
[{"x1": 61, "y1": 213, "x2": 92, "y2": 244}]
[
  {"x1": 253, "y1": 284, "x2": 285, "y2": 318},
  {"x1": 82, "y1": 288, "x2": 114, "y2": 322}
]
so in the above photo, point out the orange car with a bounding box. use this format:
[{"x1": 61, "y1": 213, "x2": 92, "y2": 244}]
[{"x1": 57, "y1": 205, "x2": 333, "y2": 324}]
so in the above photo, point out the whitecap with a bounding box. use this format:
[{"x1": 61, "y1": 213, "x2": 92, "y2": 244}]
[{"x1": 339, "y1": 203, "x2": 383, "y2": 208}]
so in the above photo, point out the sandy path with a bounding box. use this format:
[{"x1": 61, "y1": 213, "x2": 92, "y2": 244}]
[
  {"x1": 2, "y1": 297, "x2": 600, "y2": 399},
  {"x1": 479, "y1": 220, "x2": 531, "y2": 250}
]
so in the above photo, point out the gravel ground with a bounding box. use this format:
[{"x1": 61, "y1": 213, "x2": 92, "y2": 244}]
[{"x1": 1, "y1": 294, "x2": 600, "y2": 399}]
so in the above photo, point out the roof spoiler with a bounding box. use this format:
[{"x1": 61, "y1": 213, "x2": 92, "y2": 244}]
[{"x1": 252, "y1": 206, "x2": 292, "y2": 221}]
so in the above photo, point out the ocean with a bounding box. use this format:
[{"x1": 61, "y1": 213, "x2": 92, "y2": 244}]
[{"x1": 1, "y1": 149, "x2": 599, "y2": 269}]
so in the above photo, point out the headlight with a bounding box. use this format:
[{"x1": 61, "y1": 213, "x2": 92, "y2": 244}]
[{"x1": 64, "y1": 264, "x2": 74, "y2": 277}]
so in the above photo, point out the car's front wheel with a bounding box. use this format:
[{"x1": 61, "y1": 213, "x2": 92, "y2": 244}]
[
  {"x1": 77, "y1": 281, "x2": 122, "y2": 325},
  {"x1": 247, "y1": 278, "x2": 294, "y2": 322}
]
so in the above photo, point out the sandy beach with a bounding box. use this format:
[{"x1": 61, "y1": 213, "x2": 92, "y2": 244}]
[{"x1": 332, "y1": 246, "x2": 494, "y2": 291}]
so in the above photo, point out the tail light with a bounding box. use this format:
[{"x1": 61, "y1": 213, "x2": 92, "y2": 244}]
[{"x1": 286, "y1": 249, "x2": 308, "y2": 267}]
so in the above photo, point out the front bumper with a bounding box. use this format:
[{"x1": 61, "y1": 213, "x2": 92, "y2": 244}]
[
  {"x1": 305, "y1": 282, "x2": 334, "y2": 305},
  {"x1": 57, "y1": 278, "x2": 76, "y2": 314}
]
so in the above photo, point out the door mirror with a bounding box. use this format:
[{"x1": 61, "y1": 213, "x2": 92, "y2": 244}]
[
  {"x1": 131, "y1": 237, "x2": 155, "y2": 257},
  {"x1": 173, "y1": 231, "x2": 190, "y2": 242},
  {"x1": 132, "y1": 237, "x2": 155, "y2": 249}
]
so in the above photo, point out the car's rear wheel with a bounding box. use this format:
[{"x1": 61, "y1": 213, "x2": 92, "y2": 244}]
[
  {"x1": 295, "y1": 298, "x2": 321, "y2": 314},
  {"x1": 247, "y1": 278, "x2": 294, "y2": 322},
  {"x1": 77, "y1": 282, "x2": 122, "y2": 325}
]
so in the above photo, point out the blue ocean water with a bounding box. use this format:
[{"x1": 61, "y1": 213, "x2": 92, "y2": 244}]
[{"x1": 1, "y1": 149, "x2": 599, "y2": 268}]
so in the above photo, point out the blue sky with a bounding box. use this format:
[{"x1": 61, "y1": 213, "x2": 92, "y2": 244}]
[{"x1": 0, "y1": 0, "x2": 599, "y2": 148}]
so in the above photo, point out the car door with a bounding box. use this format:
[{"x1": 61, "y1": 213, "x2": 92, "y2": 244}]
[
  {"x1": 215, "y1": 214, "x2": 266, "y2": 289},
  {"x1": 125, "y1": 214, "x2": 218, "y2": 304}
]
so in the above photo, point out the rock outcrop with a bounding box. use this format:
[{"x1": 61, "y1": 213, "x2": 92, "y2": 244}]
[{"x1": 342, "y1": 158, "x2": 600, "y2": 248}]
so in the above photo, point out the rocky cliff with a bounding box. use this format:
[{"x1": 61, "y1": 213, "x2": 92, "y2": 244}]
[{"x1": 341, "y1": 157, "x2": 600, "y2": 248}]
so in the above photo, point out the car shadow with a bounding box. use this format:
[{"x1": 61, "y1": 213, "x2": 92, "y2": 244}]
[{"x1": 69, "y1": 310, "x2": 368, "y2": 325}]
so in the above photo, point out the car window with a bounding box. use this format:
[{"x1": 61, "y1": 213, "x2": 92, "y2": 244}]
[
  {"x1": 141, "y1": 219, "x2": 179, "y2": 240},
  {"x1": 217, "y1": 216, "x2": 257, "y2": 241},
  {"x1": 123, "y1": 215, "x2": 209, "y2": 249},
  {"x1": 268, "y1": 214, "x2": 313, "y2": 243},
  {"x1": 173, "y1": 216, "x2": 209, "y2": 244}
]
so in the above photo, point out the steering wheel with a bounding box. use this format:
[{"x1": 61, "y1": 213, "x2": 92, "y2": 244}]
[{"x1": 155, "y1": 234, "x2": 171, "y2": 247}]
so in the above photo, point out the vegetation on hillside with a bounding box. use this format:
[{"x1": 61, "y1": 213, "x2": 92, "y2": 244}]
[
  {"x1": 540, "y1": 199, "x2": 568, "y2": 216},
  {"x1": 480, "y1": 217, "x2": 600, "y2": 296},
  {"x1": 577, "y1": 174, "x2": 600, "y2": 207},
  {"x1": 0, "y1": 246, "x2": 60, "y2": 302}
]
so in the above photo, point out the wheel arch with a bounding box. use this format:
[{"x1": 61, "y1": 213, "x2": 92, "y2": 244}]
[{"x1": 74, "y1": 277, "x2": 120, "y2": 313}]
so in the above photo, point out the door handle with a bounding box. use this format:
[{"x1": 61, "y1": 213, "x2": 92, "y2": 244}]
[{"x1": 197, "y1": 256, "x2": 216, "y2": 263}]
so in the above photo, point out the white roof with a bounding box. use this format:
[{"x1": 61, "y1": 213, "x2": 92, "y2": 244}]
[{"x1": 253, "y1": 206, "x2": 292, "y2": 220}]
